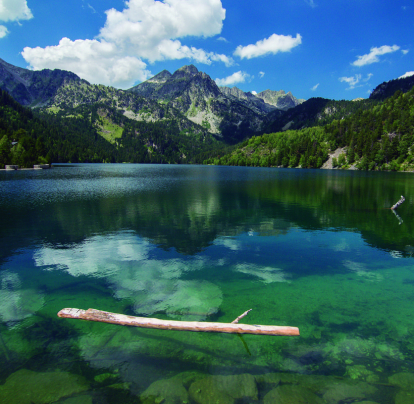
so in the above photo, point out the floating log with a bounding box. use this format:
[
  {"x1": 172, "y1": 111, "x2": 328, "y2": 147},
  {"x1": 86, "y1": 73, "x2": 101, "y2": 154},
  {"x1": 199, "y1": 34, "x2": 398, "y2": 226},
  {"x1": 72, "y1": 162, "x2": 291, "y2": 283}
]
[
  {"x1": 58, "y1": 308, "x2": 300, "y2": 336},
  {"x1": 391, "y1": 195, "x2": 405, "y2": 210}
]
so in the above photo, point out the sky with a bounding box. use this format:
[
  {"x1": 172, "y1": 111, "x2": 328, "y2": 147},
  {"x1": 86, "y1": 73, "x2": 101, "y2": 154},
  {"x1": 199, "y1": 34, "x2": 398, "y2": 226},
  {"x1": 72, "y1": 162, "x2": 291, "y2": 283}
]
[{"x1": 0, "y1": 0, "x2": 413, "y2": 101}]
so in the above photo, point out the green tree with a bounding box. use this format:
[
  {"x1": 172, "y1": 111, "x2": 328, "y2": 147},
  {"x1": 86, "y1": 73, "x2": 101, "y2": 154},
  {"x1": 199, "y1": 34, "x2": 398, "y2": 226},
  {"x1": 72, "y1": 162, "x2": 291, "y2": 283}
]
[{"x1": 0, "y1": 135, "x2": 11, "y2": 167}]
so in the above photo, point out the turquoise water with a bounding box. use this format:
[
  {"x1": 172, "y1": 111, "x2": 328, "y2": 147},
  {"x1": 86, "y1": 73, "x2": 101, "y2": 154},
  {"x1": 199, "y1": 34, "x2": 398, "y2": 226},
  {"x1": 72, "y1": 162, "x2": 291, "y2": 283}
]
[{"x1": 1, "y1": 164, "x2": 414, "y2": 403}]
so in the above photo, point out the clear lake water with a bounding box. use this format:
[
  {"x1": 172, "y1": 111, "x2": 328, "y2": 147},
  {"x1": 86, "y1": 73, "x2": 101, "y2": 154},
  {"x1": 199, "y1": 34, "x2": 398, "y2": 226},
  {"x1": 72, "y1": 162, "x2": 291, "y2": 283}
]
[{"x1": 1, "y1": 164, "x2": 414, "y2": 403}]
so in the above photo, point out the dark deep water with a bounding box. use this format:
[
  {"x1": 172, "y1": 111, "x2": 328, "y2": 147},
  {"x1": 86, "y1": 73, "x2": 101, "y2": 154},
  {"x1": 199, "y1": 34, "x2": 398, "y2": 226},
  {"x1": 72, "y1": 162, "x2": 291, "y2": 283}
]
[{"x1": 1, "y1": 164, "x2": 414, "y2": 403}]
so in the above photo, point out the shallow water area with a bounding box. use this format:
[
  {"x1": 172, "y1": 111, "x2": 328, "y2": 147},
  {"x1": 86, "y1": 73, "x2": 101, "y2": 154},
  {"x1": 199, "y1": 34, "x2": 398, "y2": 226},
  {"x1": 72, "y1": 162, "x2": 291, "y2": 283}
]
[{"x1": 1, "y1": 164, "x2": 414, "y2": 403}]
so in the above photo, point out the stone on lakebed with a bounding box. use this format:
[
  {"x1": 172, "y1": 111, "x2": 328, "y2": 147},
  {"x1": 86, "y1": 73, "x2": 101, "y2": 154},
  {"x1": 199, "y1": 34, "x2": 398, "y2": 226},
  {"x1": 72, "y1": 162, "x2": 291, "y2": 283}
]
[
  {"x1": 264, "y1": 385, "x2": 324, "y2": 404},
  {"x1": 0, "y1": 369, "x2": 89, "y2": 404},
  {"x1": 188, "y1": 373, "x2": 258, "y2": 404},
  {"x1": 388, "y1": 372, "x2": 414, "y2": 390}
]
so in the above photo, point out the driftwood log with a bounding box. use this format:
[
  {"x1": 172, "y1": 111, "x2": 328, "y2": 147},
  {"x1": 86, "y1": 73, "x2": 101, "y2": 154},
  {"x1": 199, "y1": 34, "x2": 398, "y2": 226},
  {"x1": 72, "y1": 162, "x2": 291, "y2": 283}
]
[
  {"x1": 391, "y1": 195, "x2": 405, "y2": 210},
  {"x1": 58, "y1": 308, "x2": 300, "y2": 336}
]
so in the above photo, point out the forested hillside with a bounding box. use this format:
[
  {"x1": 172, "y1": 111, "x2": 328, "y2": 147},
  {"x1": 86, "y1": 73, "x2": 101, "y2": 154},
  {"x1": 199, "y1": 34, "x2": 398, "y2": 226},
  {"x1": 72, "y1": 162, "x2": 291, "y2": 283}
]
[
  {"x1": 262, "y1": 97, "x2": 378, "y2": 134},
  {"x1": 205, "y1": 85, "x2": 414, "y2": 171},
  {"x1": 0, "y1": 89, "x2": 225, "y2": 167}
]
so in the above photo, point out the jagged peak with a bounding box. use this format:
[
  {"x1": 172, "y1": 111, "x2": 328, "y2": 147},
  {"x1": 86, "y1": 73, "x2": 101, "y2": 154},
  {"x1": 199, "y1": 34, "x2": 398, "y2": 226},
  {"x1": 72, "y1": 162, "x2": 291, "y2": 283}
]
[
  {"x1": 258, "y1": 89, "x2": 286, "y2": 96},
  {"x1": 147, "y1": 69, "x2": 172, "y2": 83},
  {"x1": 176, "y1": 65, "x2": 199, "y2": 74}
]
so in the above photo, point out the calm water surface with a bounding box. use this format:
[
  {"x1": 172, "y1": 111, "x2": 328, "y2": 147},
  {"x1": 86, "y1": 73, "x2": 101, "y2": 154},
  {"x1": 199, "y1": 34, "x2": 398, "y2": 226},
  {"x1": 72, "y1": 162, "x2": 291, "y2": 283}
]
[{"x1": 1, "y1": 164, "x2": 414, "y2": 403}]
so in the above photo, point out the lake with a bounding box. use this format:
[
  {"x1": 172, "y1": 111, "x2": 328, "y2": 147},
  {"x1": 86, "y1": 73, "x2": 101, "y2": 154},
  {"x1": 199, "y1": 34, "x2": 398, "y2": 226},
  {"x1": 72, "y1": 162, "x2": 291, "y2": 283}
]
[{"x1": 1, "y1": 164, "x2": 414, "y2": 404}]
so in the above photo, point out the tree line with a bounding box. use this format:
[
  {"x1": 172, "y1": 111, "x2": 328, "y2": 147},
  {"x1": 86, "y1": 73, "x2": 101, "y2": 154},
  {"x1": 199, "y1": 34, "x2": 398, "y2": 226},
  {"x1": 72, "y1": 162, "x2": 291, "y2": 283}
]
[{"x1": 204, "y1": 85, "x2": 414, "y2": 171}]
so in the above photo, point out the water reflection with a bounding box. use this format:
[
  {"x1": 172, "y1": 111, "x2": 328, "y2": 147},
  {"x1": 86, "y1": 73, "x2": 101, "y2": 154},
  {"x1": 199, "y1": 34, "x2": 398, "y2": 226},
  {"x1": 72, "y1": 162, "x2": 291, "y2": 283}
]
[
  {"x1": 1, "y1": 165, "x2": 413, "y2": 259},
  {"x1": 0, "y1": 271, "x2": 44, "y2": 327},
  {"x1": 35, "y1": 233, "x2": 223, "y2": 321}
]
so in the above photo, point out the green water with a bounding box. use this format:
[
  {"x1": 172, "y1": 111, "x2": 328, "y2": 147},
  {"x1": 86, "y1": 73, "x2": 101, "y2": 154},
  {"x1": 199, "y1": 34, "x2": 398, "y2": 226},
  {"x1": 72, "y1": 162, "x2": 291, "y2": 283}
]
[{"x1": 1, "y1": 164, "x2": 414, "y2": 403}]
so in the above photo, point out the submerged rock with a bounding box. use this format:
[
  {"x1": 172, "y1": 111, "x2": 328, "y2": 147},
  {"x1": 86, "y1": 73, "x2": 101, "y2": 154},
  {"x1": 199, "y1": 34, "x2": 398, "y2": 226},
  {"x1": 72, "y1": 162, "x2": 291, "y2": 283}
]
[
  {"x1": 345, "y1": 365, "x2": 379, "y2": 382},
  {"x1": 189, "y1": 373, "x2": 258, "y2": 404},
  {"x1": 273, "y1": 373, "x2": 339, "y2": 394},
  {"x1": 388, "y1": 372, "x2": 414, "y2": 390},
  {"x1": 322, "y1": 381, "x2": 377, "y2": 404},
  {"x1": 93, "y1": 372, "x2": 118, "y2": 384},
  {"x1": 170, "y1": 371, "x2": 206, "y2": 389},
  {"x1": 0, "y1": 369, "x2": 89, "y2": 404},
  {"x1": 255, "y1": 373, "x2": 281, "y2": 387},
  {"x1": 395, "y1": 390, "x2": 414, "y2": 404},
  {"x1": 352, "y1": 401, "x2": 380, "y2": 404},
  {"x1": 59, "y1": 395, "x2": 93, "y2": 404},
  {"x1": 264, "y1": 385, "x2": 324, "y2": 404},
  {"x1": 141, "y1": 376, "x2": 189, "y2": 404}
]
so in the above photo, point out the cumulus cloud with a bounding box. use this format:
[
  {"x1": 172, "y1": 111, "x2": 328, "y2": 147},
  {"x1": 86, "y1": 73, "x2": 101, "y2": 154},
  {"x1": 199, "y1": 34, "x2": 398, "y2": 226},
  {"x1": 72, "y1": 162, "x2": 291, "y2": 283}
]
[
  {"x1": 402, "y1": 49, "x2": 409, "y2": 55},
  {"x1": 23, "y1": 38, "x2": 152, "y2": 89},
  {"x1": 339, "y1": 74, "x2": 361, "y2": 89},
  {"x1": 215, "y1": 70, "x2": 250, "y2": 86},
  {"x1": 0, "y1": 0, "x2": 33, "y2": 22},
  {"x1": 399, "y1": 71, "x2": 414, "y2": 79},
  {"x1": 22, "y1": 0, "x2": 229, "y2": 88},
  {"x1": 352, "y1": 45, "x2": 400, "y2": 67},
  {"x1": 0, "y1": 25, "x2": 8, "y2": 38},
  {"x1": 251, "y1": 90, "x2": 257, "y2": 95},
  {"x1": 210, "y1": 53, "x2": 234, "y2": 66},
  {"x1": 234, "y1": 33, "x2": 302, "y2": 59},
  {"x1": 311, "y1": 83, "x2": 319, "y2": 91},
  {"x1": 259, "y1": 71, "x2": 265, "y2": 78}
]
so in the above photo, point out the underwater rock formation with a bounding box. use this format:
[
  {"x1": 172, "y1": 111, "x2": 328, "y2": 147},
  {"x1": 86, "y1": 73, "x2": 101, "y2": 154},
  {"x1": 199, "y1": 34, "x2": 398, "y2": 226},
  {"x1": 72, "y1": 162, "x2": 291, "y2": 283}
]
[
  {"x1": 188, "y1": 373, "x2": 258, "y2": 404},
  {"x1": 264, "y1": 385, "x2": 324, "y2": 404},
  {"x1": 0, "y1": 369, "x2": 89, "y2": 404}
]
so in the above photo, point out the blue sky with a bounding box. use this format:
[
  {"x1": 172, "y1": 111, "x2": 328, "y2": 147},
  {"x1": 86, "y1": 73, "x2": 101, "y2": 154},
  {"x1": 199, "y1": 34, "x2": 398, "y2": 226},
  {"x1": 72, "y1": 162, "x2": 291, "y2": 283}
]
[{"x1": 0, "y1": 0, "x2": 413, "y2": 101}]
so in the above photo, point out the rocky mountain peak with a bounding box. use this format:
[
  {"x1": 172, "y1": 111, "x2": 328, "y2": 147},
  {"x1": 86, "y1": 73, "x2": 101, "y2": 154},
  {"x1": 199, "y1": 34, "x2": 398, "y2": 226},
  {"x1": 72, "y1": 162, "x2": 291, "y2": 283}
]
[
  {"x1": 177, "y1": 65, "x2": 198, "y2": 74},
  {"x1": 171, "y1": 65, "x2": 199, "y2": 80},
  {"x1": 0, "y1": 59, "x2": 85, "y2": 106},
  {"x1": 256, "y1": 89, "x2": 304, "y2": 111},
  {"x1": 147, "y1": 69, "x2": 172, "y2": 84}
]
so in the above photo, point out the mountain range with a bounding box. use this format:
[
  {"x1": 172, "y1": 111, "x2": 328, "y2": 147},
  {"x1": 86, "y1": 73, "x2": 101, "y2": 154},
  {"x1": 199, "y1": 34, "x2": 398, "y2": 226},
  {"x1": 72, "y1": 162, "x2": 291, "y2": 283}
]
[
  {"x1": 1, "y1": 56, "x2": 413, "y2": 169},
  {"x1": 0, "y1": 59, "x2": 304, "y2": 143}
]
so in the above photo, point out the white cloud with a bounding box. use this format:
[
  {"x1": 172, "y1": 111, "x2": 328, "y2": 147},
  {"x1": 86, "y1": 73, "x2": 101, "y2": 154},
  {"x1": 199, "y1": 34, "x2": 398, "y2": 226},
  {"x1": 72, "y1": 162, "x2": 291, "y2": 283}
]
[
  {"x1": 217, "y1": 36, "x2": 228, "y2": 42},
  {"x1": 22, "y1": 0, "x2": 229, "y2": 88},
  {"x1": 0, "y1": 0, "x2": 33, "y2": 22},
  {"x1": 352, "y1": 45, "x2": 400, "y2": 67},
  {"x1": 339, "y1": 74, "x2": 361, "y2": 89},
  {"x1": 304, "y1": 0, "x2": 317, "y2": 8},
  {"x1": 339, "y1": 73, "x2": 372, "y2": 90},
  {"x1": 402, "y1": 49, "x2": 409, "y2": 55},
  {"x1": 215, "y1": 70, "x2": 250, "y2": 86},
  {"x1": 259, "y1": 71, "x2": 265, "y2": 78},
  {"x1": 234, "y1": 33, "x2": 302, "y2": 60},
  {"x1": 363, "y1": 73, "x2": 373, "y2": 81},
  {"x1": 0, "y1": 25, "x2": 8, "y2": 38},
  {"x1": 210, "y1": 52, "x2": 234, "y2": 66},
  {"x1": 87, "y1": 3, "x2": 98, "y2": 14},
  {"x1": 311, "y1": 83, "x2": 319, "y2": 91},
  {"x1": 23, "y1": 38, "x2": 152, "y2": 89},
  {"x1": 251, "y1": 90, "x2": 257, "y2": 95},
  {"x1": 399, "y1": 71, "x2": 414, "y2": 79},
  {"x1": 99, "y1": 0, "x2": 225, "y2": 61}
]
